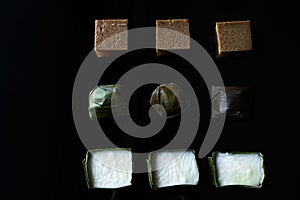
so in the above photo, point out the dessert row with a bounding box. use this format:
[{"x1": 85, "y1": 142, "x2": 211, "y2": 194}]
[
  {"x1": 88, "y1": 84, "x2": 253, "y2": 120},
  {"x1": 83, "y1": 149, "x2": 265, "y2": 189},
  {"x1": 95, "y1": 19, "x2": 252, "y2": 57}
]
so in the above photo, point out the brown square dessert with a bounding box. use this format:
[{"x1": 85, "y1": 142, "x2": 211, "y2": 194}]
[
  {"x1": 94, "y1": 19, "x2": 128, "y2": 57},
  {"x1": 215, "y1": 20, "x2": 252, "y2": 58},
  {"x1": 156, "y1": 19, "x2": 190, "y2": 56}
]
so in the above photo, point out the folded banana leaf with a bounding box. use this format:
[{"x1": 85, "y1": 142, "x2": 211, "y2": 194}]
[
  {"x1": 149, "y1": 83, "x2": 190, "y2": 118},
  {"x1": 88, "y1": 85, "x2": 128, "y2": 119},
  {"x1": 208, "y1": 151, "x2": 265, "y2": 188},
  {"x1": 82, "y1": 148, "x2": 132, "y2": 189},
  {"x1": 147, "y1": 149, "x2": 199, "y2": 189},
  {"x1": 212, "y1": 86, "x2": 253, "y2": 120}
]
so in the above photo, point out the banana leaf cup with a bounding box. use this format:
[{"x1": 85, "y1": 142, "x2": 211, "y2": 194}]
[
  {"x1": 147, "y1": 149, "x2": 199, "y2": 189},
  {"x1": 208, "y1": 151, "x2": 265, "y2": 188},
  {"x1": 82, "y1": 148, "x2": 132, "y2": 189}
]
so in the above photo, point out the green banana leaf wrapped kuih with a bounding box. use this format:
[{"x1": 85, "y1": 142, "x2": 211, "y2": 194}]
[
  {"x1": 150, "y1": 83, "x2": 190, "y2": 118},
  {"x1": 208, "y1": 151, "x2": 265, "y2": 188},
  {"x1": 147, "y1": 149, "x2": 199, "y2": 189},
  {"x1": 212, "y1": 86, "x2": 253, "y2": 120},
  {"x1": 88, "y1": 85, "x2": 128, "y2": 119}
]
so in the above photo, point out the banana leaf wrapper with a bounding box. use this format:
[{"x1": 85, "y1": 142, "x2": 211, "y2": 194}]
[
  {"x1": 212, "y1": 86, "x2": 253, "y2": 120},
  {"x1": 150, "y1": 83, "x2": 190, "y2": 118},
  {"x1": 88, "y1": 85, "x2": 129, "y2": 119}
]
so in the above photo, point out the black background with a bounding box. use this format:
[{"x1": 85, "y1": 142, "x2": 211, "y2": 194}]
[{"x1": 1, "y1": 0, "x2": 297, "y2": 199}]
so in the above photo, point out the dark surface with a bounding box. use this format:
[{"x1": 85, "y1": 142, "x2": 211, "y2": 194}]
[{"x1": 1, "y1": 0, "x2": 296, "y2": 199}]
